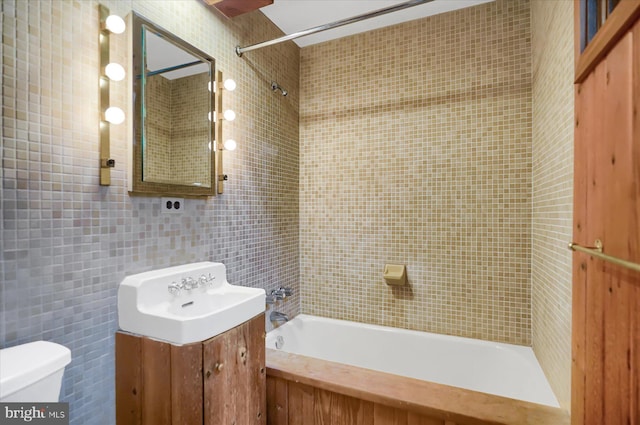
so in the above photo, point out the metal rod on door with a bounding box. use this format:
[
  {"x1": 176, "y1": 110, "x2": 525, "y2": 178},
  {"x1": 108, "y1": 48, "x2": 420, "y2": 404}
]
[{"x1": 568, "y1": 240, "x2": 640, "y2": 272}]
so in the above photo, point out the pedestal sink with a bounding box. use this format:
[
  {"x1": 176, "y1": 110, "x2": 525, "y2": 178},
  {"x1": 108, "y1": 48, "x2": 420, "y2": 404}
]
[{"x1": 118, "y1": 262, "x2": 265, "y2": 345}]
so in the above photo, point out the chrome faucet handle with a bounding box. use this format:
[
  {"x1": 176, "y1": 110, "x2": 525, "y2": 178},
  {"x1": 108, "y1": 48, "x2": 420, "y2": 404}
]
[
  {"x1": 270, "y1": 289, "x2": 285, "y2": 300},
  {"x1": 198, "y1": 274, "x2": 208, "y2": 287},
  {"x1": 207, "y1": 273, "x2": 216, "y2": 286},
  {"x1": 168, "y1": 282, "x2": 181, "y2": 296},
  {"x1": 183, "y1": 277, "x2": 196, "y2": 290},
  {"x1": 278, "y1": 287, "x2": 293, "y2": 297}
]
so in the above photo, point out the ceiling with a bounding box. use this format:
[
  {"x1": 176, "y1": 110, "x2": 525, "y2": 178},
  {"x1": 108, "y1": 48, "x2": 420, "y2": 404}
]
[
  {"x1": 146, "y1": 30, "x2": 209, "y2": 80},
  {"x1": 259, "y1": 0, "x2": 494, "y2": 48}
]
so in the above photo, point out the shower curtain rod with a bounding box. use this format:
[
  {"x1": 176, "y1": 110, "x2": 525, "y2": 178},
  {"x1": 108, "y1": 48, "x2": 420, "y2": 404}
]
[{"x1": 235, "y1": 0, "x2": 434, "y2": 56}]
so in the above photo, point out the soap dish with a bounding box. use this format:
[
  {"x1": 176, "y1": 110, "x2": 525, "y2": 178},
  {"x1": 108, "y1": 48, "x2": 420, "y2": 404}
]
[{"x1": 383, "y1": 264, "x2": 406, "y2": 286}]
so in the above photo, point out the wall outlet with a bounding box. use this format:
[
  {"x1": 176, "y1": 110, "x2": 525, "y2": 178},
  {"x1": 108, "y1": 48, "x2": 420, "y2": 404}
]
[{"x1": 161, "y1": 197, "x2": 184, "y2": 214}]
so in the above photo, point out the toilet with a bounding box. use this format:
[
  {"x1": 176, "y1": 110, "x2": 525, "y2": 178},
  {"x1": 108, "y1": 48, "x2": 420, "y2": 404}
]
[{"x1": 0, "y1": 341, "x2": 71, "y2": 402}]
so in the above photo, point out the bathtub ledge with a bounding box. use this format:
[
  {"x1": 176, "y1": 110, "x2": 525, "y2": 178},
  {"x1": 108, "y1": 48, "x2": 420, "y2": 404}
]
[{"x1": 266, "y1": 349, "x2": 569, "y2": 425}]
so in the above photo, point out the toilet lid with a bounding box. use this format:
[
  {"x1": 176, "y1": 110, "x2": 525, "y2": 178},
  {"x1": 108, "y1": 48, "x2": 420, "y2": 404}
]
[{"x1": 0, "y1": 341, "x2": 71, "y2": 399}]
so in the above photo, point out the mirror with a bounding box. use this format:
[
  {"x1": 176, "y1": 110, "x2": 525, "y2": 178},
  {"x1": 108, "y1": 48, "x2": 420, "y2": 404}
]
[{"x1": 130, "y1": 12, "x2": 216, "y2": 196}]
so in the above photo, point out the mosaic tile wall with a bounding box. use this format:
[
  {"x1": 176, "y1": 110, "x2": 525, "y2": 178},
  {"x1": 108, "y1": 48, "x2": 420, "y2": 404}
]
[
  {"x1": 0, "y1": 1, "x2": 299, "y2": 423},
  {"x1": 530, "y1": 0, "x2": 574, "y2": 411},
  {"x1": 144, "y1": 75, "x2": 172, "y2": 183},
  {"x1": 170, "y1": 73, "x2": 210, "y2": 186},
  {"x1": 144, "y1": 72, "x2": 211, "y2": 186},
  {"x1": 300, "y1": 0, "x2": 533, "y2": 345}
]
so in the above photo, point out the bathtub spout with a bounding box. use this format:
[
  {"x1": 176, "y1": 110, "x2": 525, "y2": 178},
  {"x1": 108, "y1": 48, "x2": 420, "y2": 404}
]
[{"x1": 270, "y1": 311, "x2": 289, "y2": 323}]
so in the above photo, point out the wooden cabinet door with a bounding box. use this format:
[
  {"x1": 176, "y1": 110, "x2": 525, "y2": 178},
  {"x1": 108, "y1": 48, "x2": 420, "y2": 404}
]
[
  {"x1": 572, "y1": 3, "x2": 640, "y2": 424},
  {"x1": 203, "y1": 314, "x2": 266, "y2": 425},
  {"x1": 115, "y1": 333, "x2": 203, "y2": 425}
]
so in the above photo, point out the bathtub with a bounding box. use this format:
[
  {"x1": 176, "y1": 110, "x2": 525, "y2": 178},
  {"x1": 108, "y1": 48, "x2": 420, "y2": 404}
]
[{"x1": 265, "y1": 314, "x2": 559, "y2": 408}]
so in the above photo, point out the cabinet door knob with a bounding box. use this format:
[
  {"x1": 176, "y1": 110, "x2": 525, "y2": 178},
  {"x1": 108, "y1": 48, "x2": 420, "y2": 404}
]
[{"x1": 215, "y1": 362, "x2": 224, "y2": 372}]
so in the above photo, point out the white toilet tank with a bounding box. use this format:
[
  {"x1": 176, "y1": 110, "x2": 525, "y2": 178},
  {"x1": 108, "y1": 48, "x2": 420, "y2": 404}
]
[{"x1": 0, "y1": 341, "x2": 71, "y2": 402}]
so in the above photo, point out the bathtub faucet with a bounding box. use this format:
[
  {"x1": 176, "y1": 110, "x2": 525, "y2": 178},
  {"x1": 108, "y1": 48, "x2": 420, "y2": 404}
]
[
  {"x1": 266, "y1": 287, "x2": 293, "y2": 304},
  {"x1": 270, "y1": 311, "x2": 289, "y2": 323}
]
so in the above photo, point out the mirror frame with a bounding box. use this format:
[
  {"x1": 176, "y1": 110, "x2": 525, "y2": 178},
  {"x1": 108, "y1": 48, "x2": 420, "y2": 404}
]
[{"x1": 130, "y1": 11, "x2": 217, "y2": 197}]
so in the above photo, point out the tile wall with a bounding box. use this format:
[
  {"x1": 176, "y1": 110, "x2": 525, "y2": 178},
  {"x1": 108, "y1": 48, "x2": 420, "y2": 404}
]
[
  {"x1": 144, "y1": 72, "x2": 211, "y2": 186},
  {"x1": 300, "y1": 0, "x2": 533, "y2": 345},
  {"x1": 530, "y1": 0, "x2": 574, "y2": 411},
  {"x1": 170, "y1": 73, "x2": 210, "y2": 186},
  {"x1": 144, "y1": 74, "x2": 172, "y2": 182},
  {"x1": 1, "y1": 0, "x2": 576, "y2": 419},
  {"x1": 0, "y1": 0, "x2": 299, "y2": 423}
]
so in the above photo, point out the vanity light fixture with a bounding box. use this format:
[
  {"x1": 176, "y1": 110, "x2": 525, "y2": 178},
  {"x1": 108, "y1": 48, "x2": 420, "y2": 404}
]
[
  {"x1": 222, "y1": 79, "x2": 236, "y2": 91},
  {"x1": 208, "y1": 109, "x2": 235, "y2": 122},
  {"x1": 104, "y1": 106, "x2": 125, "y2": 125},
  {"x1": 104, "y1": 63, "x2": 126, "y2": 81},
  {"x1": 104, "y1": 14, "x2": 126, "y2": 34},
  {"x1": 209, "y1": 78, "x2": 236, "y2": 93},
  {"x1": 99, "y1": 4, "x2": 126, "y2": 186},
  {"x1": 223, "y1": 139, "x2": 237, "y2": 151},
  {"x1": 214, "y1": 71, "x2": 239, "y2": 194},
  {"x1": 222, "y1": 109, "x2": 236, "y2": 122}
]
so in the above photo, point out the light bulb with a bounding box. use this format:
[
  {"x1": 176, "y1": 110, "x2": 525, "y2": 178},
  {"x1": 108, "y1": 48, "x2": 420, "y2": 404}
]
[
  {"x1": 104, "y1": 107, "x2": 125, "y2": 125},
  {"x1": 223, "y1": 109, "x2": 236, "y2": 121},
  {"x1": 223, "y1": 79, "x2": 236, "y2": 91},
  {"x1": 223, "y1": 139, "x2": 237, "y2": 151},
  {"x1": 105, "y1": 15, "x2": 126, "y2": 34},
  {"x1": 105, "y1": 63, "x2": 125, "y2": 81}
]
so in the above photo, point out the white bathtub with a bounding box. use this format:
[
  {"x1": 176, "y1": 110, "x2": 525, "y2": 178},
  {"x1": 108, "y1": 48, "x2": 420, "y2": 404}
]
[{"x1": 266, "y1": 314, "x2": 559, "y2": 407}]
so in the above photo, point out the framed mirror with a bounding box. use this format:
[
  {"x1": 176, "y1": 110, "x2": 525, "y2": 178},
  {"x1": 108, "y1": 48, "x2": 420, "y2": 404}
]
[{"x1": 130, "y1": 12, "x2": 216, "y2": 196}]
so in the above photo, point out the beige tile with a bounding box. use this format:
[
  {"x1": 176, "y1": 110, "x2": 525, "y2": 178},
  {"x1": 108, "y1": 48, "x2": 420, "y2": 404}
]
[{"x1": 300, "y1": 0, "x2": 533, "y2": 346}]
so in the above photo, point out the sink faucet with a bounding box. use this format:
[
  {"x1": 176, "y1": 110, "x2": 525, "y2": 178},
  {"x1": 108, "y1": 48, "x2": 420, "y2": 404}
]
[{"x1": 270, "y1": 311, "x2": 289, "y2": 323}]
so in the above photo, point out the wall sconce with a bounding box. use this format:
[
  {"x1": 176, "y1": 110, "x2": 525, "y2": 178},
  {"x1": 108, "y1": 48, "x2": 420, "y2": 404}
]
[
  {"x1": 99, "y1": 5, "x2": 126, "y2": 186},
  {"x1": 214, "y1": 70, "x2": 237, "y2": 194}
]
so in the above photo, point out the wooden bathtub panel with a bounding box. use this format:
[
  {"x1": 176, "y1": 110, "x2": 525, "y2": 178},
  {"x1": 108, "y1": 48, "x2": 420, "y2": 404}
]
[
  {"x1": 266, "y1": 349, "x2": 570, "y2": 425},
  {"x1": 288, "y1": 382, "x2": 315, "y2": 425},
  {"x1": 407, "y1": 413, "x2": 447, "y2": 425},
  {"x1": 333, "y1": 392, "x2": 374, "y2": 425},
  {"x1": 374, "y1": 404, "x2": 408, "y2": 424},
  {"x1": 267, "y1": 376, "x2": 447, "y2": 425},
  {"x1": 314, "y1": 387, "x2": 332, "y2": 424},
  {"x1": 267, "y1": 376, "x2": 289, "y2": 424}
]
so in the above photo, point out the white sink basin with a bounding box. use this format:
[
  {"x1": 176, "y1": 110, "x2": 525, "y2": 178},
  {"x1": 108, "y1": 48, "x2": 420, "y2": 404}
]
[{"x1": 118, "y1": 262, "x2": 265, "y2": 345}]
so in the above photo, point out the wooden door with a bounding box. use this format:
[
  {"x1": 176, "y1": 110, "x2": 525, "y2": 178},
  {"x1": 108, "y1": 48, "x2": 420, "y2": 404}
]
[
  {"x1": 116, "y1": 313, "x2": 266, "y2": 424},
  {"x1": 572, "y1": 2, "x2": 640, "y2": 424},
  {"x1": 115, "y1": 333, "x2": 203, "y2": 425},
  {"x1": 203, "y1": 313, "x2": 266, "y2": 425}
]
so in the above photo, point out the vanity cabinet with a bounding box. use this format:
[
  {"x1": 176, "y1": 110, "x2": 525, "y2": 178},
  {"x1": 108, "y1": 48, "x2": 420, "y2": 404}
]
[{"x1": 116, "y1": 313, "x2": 266, "y2": 425}]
